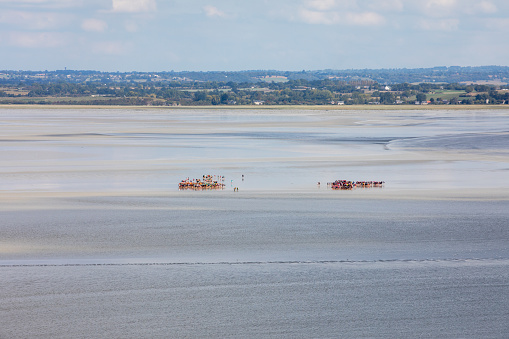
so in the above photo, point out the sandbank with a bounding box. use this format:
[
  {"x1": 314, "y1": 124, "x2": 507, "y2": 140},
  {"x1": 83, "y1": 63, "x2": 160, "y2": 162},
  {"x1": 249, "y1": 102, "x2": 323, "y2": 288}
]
[{"x1": 1, "y1": 104, "x2": 509, "y2": 111}]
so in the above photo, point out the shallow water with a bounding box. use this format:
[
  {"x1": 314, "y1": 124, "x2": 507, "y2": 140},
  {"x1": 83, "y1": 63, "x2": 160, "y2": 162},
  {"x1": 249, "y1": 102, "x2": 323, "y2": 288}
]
[
  {"x1": 2, "y1": 196, "x2": 509, "y2": 263},
  {"x1": 1, "y1": 108, "x2": 509, "y2": 338},
  {"x1": 2, "y1": 260, "x2": 508, "y2": 339}
]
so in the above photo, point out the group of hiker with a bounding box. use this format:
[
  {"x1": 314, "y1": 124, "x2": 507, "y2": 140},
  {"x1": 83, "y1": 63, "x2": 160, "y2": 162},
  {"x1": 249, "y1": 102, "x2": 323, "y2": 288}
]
[
  {"x1": 328, "y1": 180, "x2": 384, "y2": 190},
  {"x1": 178, "y1": 175, "x2": 225, "y2": 190},
  {"x1": 179, "y1": 175, "x2": 384, "y2": 191}
]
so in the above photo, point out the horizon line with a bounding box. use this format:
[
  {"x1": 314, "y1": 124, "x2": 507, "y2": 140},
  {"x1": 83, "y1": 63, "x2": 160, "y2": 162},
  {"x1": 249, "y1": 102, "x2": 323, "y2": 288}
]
[{"x1": 2, "y1": 65, "x2": 509, "y2": 74}]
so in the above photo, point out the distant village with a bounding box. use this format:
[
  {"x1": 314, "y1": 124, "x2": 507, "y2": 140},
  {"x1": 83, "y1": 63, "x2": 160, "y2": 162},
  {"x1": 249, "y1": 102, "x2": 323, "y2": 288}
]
[{"x1": 1, "y1": 67, "x2": 508, "y2": 106}]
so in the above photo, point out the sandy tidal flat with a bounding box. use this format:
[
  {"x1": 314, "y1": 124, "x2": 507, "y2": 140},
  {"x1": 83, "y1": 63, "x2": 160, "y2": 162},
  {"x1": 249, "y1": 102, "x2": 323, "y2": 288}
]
[
  {"x1": 1, "y1": 107, "x2": 509, "y2": 338},
  {"x1": 1, "y1": 107, "x2": 508, "y2": 199}
]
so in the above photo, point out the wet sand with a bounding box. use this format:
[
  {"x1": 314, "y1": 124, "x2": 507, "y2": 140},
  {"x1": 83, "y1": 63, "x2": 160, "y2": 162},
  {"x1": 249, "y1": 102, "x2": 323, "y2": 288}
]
[
  {"x1": 2, "y1": 107, "x2": 509, "y2": 338},
  {"x1": 1, "y1": 107, "x2": 508, "y2": 258},
  {"x1": 1, "y1": 107, "x2": 508, "y2": 199},
  {"x1": 2, "y1": 106, "x2": 508, "y2": 261}
]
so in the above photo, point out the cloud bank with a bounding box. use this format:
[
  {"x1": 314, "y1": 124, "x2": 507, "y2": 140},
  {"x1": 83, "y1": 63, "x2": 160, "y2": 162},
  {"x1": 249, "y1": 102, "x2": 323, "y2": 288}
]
[{"x1": 0, "y1": 0, "x2": 507, "y2": 71}]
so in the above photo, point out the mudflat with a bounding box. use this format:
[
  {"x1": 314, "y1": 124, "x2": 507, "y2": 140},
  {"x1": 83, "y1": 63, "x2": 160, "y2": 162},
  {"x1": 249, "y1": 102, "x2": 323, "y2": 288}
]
[
  {"x1": 2, "y1": 106, "x2": 509, "y2": 261},
  {"x1": 1, "y1": 106, "x2": 508, "y2": 199},
  {"x1": 1, "y1": 107, "x2": 509, "y2": 338}
]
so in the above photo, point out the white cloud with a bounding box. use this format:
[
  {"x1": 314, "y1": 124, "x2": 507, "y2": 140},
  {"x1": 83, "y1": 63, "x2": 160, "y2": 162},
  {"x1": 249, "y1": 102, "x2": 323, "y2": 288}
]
[
  {"x1": 124, "y1": 21, "x2": 139, "y2": 32},
  {"x1": 0, "y1": 0, "x2": 82, "y2": 9},
  {"x1": 418, "y1": 18, "x2": 459, "y2": 31},
  {"x1": 298, "y1": 9, "x2": 333, "y2": 24},
  {"x1": 292, "y1": 0, "x2": 386, "y2": 26},
  {"x1": 304, "y1": 0, "x2": 361, "y2": 11},
  {"x1": 425, "y1": 0, "x2": 457, "y2": 10},
  {"x1": 367, "y1": 0, "x2": 404, "y2": 12},
  {"x1": 347, "y1": 12, "x2": 386, "y2": 26},
  {"x1": 485, "y1": 17, "x2": 509, "y2": 30},
  {"x1": 298, "y1": 8, "x2": 385, "y2": 26},
  {"x1": 81, "y1": 18, "x2": 108, "y2": 32},
  {"x1": 0, "y1": 10, "x2": 71, "y2": 29},
  {"x1": 5, "y1": 31, "x2": 67, "y2": 48},
  {"x1": 305, "y1": 0, "x2": 336, "y2": 11},
  {"x1": 203, "y1": 5, "x2": 227, "y2": 18},
  {"x1": 92, "y1": 41, "x2": 132, "y2": 55},
  {"x1": 420, "y1": 0, "x2": 458, "y2": 17},
  {"x1": 473, "y1": 1, "x2": 497, "y2": 13},
  {"x1": 111, "y1": 0, "x2": 156, "y2": 13},
  {"x1": 425, "y1": 0, "x2": 499, "y2": 16}
]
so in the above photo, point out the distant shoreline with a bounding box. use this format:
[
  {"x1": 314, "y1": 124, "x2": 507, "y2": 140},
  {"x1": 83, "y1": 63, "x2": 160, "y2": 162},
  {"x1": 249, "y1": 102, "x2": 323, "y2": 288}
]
[{"x1": 1, "y1": 104, "x2": 508, "y2": 111}]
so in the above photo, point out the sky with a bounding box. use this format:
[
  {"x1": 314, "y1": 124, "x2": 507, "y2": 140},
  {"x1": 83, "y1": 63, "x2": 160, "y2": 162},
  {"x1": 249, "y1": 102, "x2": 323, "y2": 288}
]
[{"x1": 0, "y1": 0, "x2": 508, "y2": 72}]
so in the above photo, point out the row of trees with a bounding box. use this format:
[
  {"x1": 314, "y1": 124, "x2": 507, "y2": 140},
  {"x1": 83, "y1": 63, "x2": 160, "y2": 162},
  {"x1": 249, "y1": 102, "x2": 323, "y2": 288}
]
[
  {"x1": 1, "y1": 80, "x2": 508, "y2": 105},
  {"x1": 10, "y1": 79, "x2": 506, "y2": 96}
]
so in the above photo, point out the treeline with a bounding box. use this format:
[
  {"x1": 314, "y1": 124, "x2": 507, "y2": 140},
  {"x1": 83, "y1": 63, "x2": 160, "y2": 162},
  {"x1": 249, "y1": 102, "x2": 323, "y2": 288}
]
[
  {"x1": 2, "y1": 66, "x2": 509, "y2": 85},
  {"x1": 325, "y1": 66, "x2": 509, "y2": 84},
  {"x1": 1, "y1": 80, "x2": 508, "y2": 106}
]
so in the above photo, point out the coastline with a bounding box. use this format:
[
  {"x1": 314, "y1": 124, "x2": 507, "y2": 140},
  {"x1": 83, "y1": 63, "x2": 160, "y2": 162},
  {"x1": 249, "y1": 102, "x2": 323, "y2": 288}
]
[{"x1": 1, "y1": 103, "x2": 509, "y2": 111}]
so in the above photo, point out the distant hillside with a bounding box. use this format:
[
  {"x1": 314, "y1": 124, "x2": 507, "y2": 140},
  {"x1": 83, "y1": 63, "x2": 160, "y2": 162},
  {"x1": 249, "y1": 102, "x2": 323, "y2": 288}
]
[
  {"x1": 1, "y1": 66, "x2": 508, "y2": 85},
  {"x1": 2, "y1": 66, "x2": 508, "y2": 106}
]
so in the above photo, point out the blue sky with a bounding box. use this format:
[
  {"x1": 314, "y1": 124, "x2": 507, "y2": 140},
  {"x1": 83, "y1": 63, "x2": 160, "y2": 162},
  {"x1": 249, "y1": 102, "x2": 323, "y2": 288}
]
[{"x1": 1, "y1": 0, "x2": 508, "y2": 71}]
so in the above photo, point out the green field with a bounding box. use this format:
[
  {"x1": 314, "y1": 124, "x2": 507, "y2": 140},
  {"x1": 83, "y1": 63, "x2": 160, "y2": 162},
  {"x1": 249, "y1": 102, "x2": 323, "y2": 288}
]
[
  {"x1": 257, "y1": 77, "x2": 288, "y2": 83},
  {"x1": 427, "y1": 90, "x2": 466, "y2": 100},
  {"x1": 407, "y1": 90, "x2": 466, "y2": 102}
]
